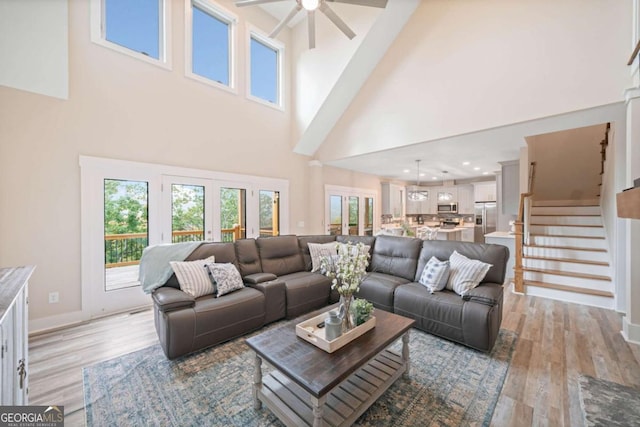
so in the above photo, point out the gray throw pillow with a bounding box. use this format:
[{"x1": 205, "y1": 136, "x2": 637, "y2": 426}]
[
  {"x1": 207, "y1": 263, "x2": 244, "y2": 297},
  {"x1": 446, "y1": 251, "x2": 492, "y2": 296}
]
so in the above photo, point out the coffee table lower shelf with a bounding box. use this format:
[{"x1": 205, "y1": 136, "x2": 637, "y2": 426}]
[{"x1": 255, "y1": 349, "x2": 406, "y2": 427}]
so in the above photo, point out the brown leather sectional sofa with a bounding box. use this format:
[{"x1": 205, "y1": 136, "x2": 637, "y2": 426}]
[{"x1": 151, "y1": 234, "x2": 509, "y2": 359}]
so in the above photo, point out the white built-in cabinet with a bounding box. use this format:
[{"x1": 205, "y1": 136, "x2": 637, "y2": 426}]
[
  {"x1": 405, "y1": 186, "x2": 430, "y2": 214},
  {"x1": 473, "y1": 181, "x2": 497, "y2": 202},
  {"x1": 0, "y1": 266, "x2": 32, "y2": 405},
  {"x1": 381, "y1": 183, "x2": 405, "y2": 218},
  {"x1": 457, "y1": 185, "x2": 475, "y2": 214},
  {"x1": 460, "y1": 227, "x2": 475, "y2": 242}
]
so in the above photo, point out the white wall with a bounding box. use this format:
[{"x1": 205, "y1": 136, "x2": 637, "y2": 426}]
[
  {"x1": 527, "y1": 124, "x2": 606, "y2": 201},
  {"x1": 290, "y1": 5, "x2": 380, "y2": 141},
  {"x1": 316, "y1": 0, "x2": 632, "y2": 161},
  {"x1": 0, "y1": 0, "x2": 68, "y2": 99}
]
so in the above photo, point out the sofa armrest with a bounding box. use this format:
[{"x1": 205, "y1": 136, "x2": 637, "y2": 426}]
[
  {"x1": 244, "y1": 272, "x2": 278, "y2": 284},
  {"x1": 152, "y1": 287, "x2": 196, "y2": 313},
  {"x1": 246, "y1": 280, "x2": 286, "y2": 324},
  {"x1": 462, "y1": 283, "x2": 503, "y2": 307}
]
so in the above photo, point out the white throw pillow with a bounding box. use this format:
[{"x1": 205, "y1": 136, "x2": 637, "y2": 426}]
[
  {"x1": 308, "y1": 242, "x2": 338, "y2": 272},
  {"x1": 170, "y1": 256, "x2": 216, "y2": 298},
  {"x1": 207, "y1": 263, "x2": 244, "y2": 297},
  {"x1": 418, "y1": 256, "x2": 450, "y2": 294},
  {"x1": 446, "y1": 251, "x2": 492, "y2": 296}
]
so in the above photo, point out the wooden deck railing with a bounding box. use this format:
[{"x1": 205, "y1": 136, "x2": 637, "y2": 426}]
[
  {"x1": 105, "y1": 225, "x2": 244, "y2": 267},
  {"x1": 513, "y1": 161, "x2": 536, "y2": 293}
]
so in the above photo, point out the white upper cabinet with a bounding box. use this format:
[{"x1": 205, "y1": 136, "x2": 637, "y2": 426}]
[
  {"x1": 457, "y1": 185, "x2": 474, "y2": 214},
  {"x1": 381, "y1": 183, "x2": 405, "y2": 218},
  {"x1": 473, "y1": 181, "x2": 497, "y2": 202}
]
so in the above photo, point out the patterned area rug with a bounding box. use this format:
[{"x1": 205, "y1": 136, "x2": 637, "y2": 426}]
[
  {"x1": 578, "y1": 375, "x2": 640, "y2": 426},
  {"x1": 83, "y1": 327, "x2": 516, "y2": 427}
]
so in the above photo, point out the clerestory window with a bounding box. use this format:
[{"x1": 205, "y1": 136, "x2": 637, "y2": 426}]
[
  {"x1": 187, "y1": 0, "x2": 236, "y2": 91},
  {"x1": 248, "y1": 30, "x2": 283, "y2": 109},
  {"x1": 90, "y1": 0, "x2": 171, "y2": 68}
]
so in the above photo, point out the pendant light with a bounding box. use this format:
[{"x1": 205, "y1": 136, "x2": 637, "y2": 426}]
[{"x1": 408, "y1": 160, "x2": 428, "y2": 202}]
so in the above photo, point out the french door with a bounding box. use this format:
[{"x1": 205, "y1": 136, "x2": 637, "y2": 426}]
[
  {"x1": 81, "y1": 156, "x2": 289, "y2": 319},
  {"x1": 325, "y1": 186, "x2": 377, "y2": 236}
]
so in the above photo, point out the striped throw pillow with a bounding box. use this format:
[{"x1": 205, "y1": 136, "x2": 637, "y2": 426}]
[
  {"x1": 446, "y1": 251, "x2": 492, "y2": 296},
  {"x1": 170, "y1": 256, "x2": 216, "y2": 298},
  {"x1": 308, "y1": 242, "x2": 338, "y2": 272}
]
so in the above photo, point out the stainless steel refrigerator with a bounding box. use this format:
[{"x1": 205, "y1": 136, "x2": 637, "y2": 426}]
[{"x1": 474, "y1": 202, "x2": 497, "y2": 243}]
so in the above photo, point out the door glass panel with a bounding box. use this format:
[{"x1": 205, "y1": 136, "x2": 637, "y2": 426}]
[
  {"x1": 220, "y1": 187, "x2": 246, "y2": 241},
  {"x1": 348, "y1": 196, "x2": 359, "y2": 236},
  {"x1": 171, "y1": 184, "x2": 205, "y2": 242},
  {"x1": 259, "y1": 190, "x2": 280, "y2": 237},
  {"x1": 329, "y1": 195, "x2": 342, "y2": 235},
  {"x1": 364, "y1": 197, "x2": 374, "y2": 236},
  {"x1": 104, "y1": 179, "x2": 148, "y2": 291}
]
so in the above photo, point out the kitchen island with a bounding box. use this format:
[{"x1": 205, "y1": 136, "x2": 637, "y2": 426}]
[
  {"x1": 484, "y1": 231, "x2": 515, "y2": 285},
  {"x1": 435, "y1": 228, "x2": 462, "y2": 241}
]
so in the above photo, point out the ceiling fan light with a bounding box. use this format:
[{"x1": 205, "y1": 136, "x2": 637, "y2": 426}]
[{"x1": 301, "y1": 0, "x2": 319, "y2": 11}]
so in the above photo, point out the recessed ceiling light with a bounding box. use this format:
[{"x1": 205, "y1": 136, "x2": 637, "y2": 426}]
[
  {"x1": 403, "y1": 169, "x2": 410, "y2": 173},
  {"x1": 474, "y1": 167, "x2": 480, "y2": 171},
  {"x1": 419, "y1": 173, "x2": 425, "y2": 177},
  {"x1": 432, "y1": 177, "x2": 438, "y2": 180},
  {"x1": 482, "y1": 172, "x2": 489, "y2": 175},
  {"x1": 462, "y1": 161, "x2": 470, "y2": 166}
]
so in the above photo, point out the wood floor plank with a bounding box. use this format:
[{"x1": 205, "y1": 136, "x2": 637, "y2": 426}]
[{"x1": 27, "y1": 286, "x2": 640, "y2": 427}]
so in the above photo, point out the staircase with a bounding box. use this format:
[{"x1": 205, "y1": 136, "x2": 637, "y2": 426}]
[{"x1": 522, "y1": 200, "x2": 614, "y2": 309}]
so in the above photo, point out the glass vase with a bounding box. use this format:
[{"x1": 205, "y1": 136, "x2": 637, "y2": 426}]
[{"x1": 338, "y1": 294, "x2": 355, "y2": 332}]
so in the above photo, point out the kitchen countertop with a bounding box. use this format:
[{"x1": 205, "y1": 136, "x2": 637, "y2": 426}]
[{"x1": 484, "y1": 231, "x2": 515, "y2": 239}]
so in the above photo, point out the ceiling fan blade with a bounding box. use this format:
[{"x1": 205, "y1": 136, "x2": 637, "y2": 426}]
[
  {"x1": 319, "y1": 3, "x2": 356, "y2": 40},
  {"x1": 269, "y1": 4, "x2": 302, "y2": 38},
  {"x1": 235, "y1": 0, "x2": 286, "y2": 7},
  {"x1": 308, "y1": 10, "x2": 316, "y2": 49},
  {"x1": 326, "y1": 0, "x2": 388, "y2": 8}
]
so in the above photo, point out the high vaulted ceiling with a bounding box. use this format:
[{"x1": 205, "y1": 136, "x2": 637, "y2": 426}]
[{"x1": 255, "y1": 0, "x2": 631, "y2": 182}]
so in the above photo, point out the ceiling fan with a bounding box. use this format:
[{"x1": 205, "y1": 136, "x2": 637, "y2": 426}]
[{"x1": 235, "y1": 0, "x2": 389, "y2": 49}]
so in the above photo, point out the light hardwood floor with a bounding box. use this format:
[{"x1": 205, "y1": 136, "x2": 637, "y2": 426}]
[{"x1": 29, "y1": 288, "x2": 640, "y2": 427}]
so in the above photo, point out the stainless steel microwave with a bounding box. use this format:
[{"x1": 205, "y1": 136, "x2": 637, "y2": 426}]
[{"x1": 437, "y1": 203, "x2": 458, "y2": 213}]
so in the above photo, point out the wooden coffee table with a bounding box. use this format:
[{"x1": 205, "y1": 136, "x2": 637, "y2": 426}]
[{"x1": 245, "y1": 307, "x2": 415, "y2": 427}]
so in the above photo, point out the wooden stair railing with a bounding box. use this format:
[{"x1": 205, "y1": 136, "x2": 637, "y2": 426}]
[
  {"x1": 514, "y1": 161, "x2": 536, "y2": 293},
  {"x1": 628, "y1": 39, "x2": 640, "y2": 66}
]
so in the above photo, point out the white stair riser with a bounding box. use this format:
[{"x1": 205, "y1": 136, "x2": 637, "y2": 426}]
[
  {"x1": 524, "y1": 246, "x2": 609, "y2": 263},
  {"x1": 523, "y1": 271, "x2": 613, "y2": 292},
  {"x1": 523, "y1": 258, "x2": 610, "y2": 276},
  {"x1": 525, "y1": 286, "x2": 614, "y2": 310},
  {"x1": 529, "y1": 225, "x2": 605, "y2": 237},
  {"x1": 530, "y1": 215, "x2": 602, "y2": 226},
  {"x1": 530, "y1": 206, "x2": 600, "y2": 216},
  {"x1": 529, "y1": 235, "x2": 607, "y2": 250}
]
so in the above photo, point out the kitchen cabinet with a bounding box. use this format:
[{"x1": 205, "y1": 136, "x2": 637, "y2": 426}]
[
  {"x1": 381, "y1": 183, "x2": 405, "y2": 218},
  {"x1": 0, "y1": 266, "x2": 32, "y2": 405},
  {"x1": 406, "y1": 186, "x2": 431, "y2": 214},
  {"x1": 460, "y1": 226, "x2": 475, "y2": 242},
  {"x1": 457, "y1": 185, "x2": 474, "y2": 214},
  {"x1": 473, "y1": 181, "x2": 496, "y2": 202}
]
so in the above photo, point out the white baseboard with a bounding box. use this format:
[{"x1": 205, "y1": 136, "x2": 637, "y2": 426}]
[
  {"x1": 29, "y1": 310, "x2": 88, "y2": 336},
  {"x1": 622, "y1": 318, "x2": 640, "y2": 345}
]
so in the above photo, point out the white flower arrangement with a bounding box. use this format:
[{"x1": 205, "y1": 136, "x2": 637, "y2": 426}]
[{"x1": 320, "y1": 242, "x2": 370, "y2": 296}]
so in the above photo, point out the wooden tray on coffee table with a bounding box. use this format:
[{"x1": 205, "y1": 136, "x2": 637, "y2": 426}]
[{"x1": 296, "y1": 310, "x2": 376, "y2": 353}]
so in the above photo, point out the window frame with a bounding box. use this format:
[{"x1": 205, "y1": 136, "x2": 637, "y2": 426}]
[
  {"x1": 185, "y1": 0, "x2": 238, "y2": 93},
  {"x1": 89, "y1": 0, "x2": 172, "y2": 70},
  {"x1": 246, "y1": 26, "x2": 285, "y2": 111}
]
